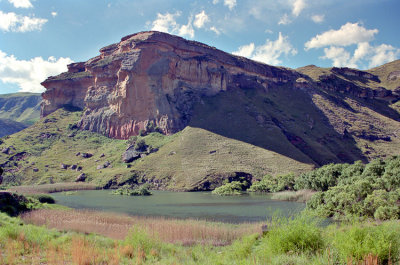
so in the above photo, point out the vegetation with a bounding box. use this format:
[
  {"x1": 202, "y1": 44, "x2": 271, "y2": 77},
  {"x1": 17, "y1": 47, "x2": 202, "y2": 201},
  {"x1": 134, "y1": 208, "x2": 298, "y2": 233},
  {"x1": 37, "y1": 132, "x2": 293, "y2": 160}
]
[
  {"x1": 300, "y1": 157, "x2": 400, "y2": 220},
  {"x1": 212, "y1": 181, "x2": 246, "y2": 195},
  {"x1": 2, "y1": 209, "x2": 400, "y2": 264},
  {"x1": 111, "y1": 185, "x2": 152, "y2": 196},
  {"x1": 249, "y1": 173, "x2": 296, "y2": 193}
]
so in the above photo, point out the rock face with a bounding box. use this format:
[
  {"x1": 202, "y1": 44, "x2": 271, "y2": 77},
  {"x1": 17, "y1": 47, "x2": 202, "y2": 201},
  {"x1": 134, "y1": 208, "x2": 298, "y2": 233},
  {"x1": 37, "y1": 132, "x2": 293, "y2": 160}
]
[{"x1": 41, "y1": 31, "x2": 301, "y2": 139}]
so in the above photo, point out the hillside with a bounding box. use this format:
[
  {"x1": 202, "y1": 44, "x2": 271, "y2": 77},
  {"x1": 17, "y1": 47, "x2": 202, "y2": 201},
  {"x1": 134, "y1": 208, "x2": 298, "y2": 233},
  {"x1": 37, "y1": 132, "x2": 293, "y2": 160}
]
[
  {"x1": 0, "y1": 92, "x2": 41, "y2": 126},
  {"x1": 0, "y1": 32, "x2": 399, "y2": 190},
  {"x1": 0, "y1": 119, "x2": 27, "y2": 138}
]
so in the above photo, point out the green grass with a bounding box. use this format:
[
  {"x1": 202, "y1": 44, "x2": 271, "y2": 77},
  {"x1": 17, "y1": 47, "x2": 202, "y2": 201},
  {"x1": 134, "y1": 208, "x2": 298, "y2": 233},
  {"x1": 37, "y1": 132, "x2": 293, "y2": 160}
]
[{"x1": 1, "y1": 209, "x2": 400, "y2": 264}]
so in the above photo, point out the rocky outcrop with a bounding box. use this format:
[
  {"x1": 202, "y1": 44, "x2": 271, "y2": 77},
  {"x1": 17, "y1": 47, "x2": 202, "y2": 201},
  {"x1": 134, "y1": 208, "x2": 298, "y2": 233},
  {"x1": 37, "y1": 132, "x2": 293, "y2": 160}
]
[{"x1": 41, "y1": 31, "x2": 301, "y2": 139}]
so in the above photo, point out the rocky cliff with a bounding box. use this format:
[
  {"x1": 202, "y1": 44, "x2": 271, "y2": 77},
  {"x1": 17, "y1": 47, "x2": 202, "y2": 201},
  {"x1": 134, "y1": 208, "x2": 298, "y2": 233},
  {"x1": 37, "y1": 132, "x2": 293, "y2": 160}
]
[
  {"x1": 41, "y1": 31, "x2": 305, "y2": 139},
  {"x1": 38, "y1": 31, "x2": 400, "y2": 174}
]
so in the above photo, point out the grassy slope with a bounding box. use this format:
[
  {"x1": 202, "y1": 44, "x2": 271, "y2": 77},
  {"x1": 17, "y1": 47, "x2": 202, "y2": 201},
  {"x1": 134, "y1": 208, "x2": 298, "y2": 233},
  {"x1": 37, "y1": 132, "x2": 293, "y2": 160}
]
[
  {"x1": 0, "y1": 108, "x2": 314, "y2": 189},
  {"x1": 368, "y1": 59, "x2": 400, "y2": 91},
  {"x1": 0, "y1": 92, "x2": 41, "y2": 125}
]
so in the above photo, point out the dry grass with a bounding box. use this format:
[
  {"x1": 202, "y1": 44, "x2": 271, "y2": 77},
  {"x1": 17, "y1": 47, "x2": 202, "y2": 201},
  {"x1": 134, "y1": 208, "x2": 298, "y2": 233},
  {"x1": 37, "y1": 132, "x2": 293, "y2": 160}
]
[
  {"x1": 270, "y1": 189, "x2": 316, "y2": 203},
  {"x1": 6, "y1": 182, "x2": 98, "y2": 194},
  {"x1": 21, "y1": 209, "x2": 262, "y2": 246}
]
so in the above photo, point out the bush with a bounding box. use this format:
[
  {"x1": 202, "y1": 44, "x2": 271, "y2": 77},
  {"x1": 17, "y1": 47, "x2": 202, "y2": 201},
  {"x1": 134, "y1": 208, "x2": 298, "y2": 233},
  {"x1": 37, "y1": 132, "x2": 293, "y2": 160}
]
[
  {"x1": 249, "y1": 173, "x2": 295, "y2": 193},
  {"x1": 134, "y1": 139, "x2": 147, "y2": 151},
  {"x1": 27, "y1": 194, "x2": 55, "y2": 204},
  {"x1": 331, "y1": 222, "x2": 400, "y2": 264},
  {"x1": 256, "y1": 214, "x2": 324, "y2": 256},
  {"x1": 111, "y1": 185, "x2": 152, "y2": 196},
  {"x1": 212, "y1": 181, "x2": 246, "y2": 195}
]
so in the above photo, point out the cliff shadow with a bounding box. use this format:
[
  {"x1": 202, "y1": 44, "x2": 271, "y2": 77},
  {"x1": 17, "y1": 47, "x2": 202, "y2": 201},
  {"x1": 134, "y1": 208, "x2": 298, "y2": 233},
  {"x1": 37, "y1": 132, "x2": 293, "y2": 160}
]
[{"x1": 188, "y1": 85, "x2": 368, "y2": 166}]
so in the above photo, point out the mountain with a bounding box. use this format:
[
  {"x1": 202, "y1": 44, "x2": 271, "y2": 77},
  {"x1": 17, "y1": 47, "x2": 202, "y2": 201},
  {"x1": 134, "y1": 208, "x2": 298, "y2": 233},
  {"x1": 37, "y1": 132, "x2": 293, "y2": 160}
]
[
  {"x1": 0, "y1": 93, "x2": 42, "y2": 137},
  {"x1": 0, "y1": 31, "x2": 399, "y2": 190}
]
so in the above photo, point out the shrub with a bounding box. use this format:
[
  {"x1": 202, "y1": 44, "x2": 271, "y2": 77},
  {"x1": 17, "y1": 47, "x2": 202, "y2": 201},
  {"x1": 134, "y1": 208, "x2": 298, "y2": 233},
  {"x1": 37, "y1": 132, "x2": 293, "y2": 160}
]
[
  {"x1": 331, "y1": 222, "x2": 400, "y2": 264},
  {"x1": 134, "y1": 139, "x2": 147, "y2": 151},
  {"x1": 256, "y1": 214, "x2": 324, "y2": 256},
  {"x1": 27, "y1": 194, "x2": 55, "y2": 204},
  {"x1": 249, "y1": 173, "x2": 295, "y2": 192},
  {"x1": 212, "y1": 181, "x2": 246, "y2": 195},
  {"x1": 111, "y1": 185, "x2": 152, "y2": 196}
]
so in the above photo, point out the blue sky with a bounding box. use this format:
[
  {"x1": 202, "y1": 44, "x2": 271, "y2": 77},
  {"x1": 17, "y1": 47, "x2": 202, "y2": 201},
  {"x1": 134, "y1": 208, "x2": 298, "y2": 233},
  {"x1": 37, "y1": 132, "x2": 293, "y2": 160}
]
[{"x1": 0, "y1": 0, "x2": 399, "y2": 94}]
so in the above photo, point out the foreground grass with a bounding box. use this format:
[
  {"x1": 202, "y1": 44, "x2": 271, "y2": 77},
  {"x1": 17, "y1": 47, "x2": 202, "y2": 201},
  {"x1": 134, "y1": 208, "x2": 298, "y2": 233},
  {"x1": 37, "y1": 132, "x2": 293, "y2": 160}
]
[{"x1": 2, "y1": 210, "x2": 400, "y2": 264}]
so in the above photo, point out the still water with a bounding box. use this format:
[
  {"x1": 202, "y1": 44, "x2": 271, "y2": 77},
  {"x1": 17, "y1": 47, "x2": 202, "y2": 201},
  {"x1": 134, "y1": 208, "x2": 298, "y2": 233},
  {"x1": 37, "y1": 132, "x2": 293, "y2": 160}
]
[{"x1": 52, "y1": 190, "x2": 305, "y2": 223}]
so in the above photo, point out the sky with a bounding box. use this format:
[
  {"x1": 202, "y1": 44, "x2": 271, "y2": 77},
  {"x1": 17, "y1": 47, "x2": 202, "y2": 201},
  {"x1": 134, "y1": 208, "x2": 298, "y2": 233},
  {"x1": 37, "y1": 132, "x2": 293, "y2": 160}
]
[{"x1": 0, "y1": 0, "x2": 399, "y2": 94}]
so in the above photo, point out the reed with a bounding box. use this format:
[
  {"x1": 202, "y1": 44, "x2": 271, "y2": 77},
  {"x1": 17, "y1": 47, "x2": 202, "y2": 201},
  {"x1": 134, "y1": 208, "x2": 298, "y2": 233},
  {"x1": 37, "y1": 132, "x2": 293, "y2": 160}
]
[
  {"x1": 6, "y1": 183, "x2": 98, "y2": 194},
  {"x1": 22, "y1": 209, "x2": 262, "y2": 246}
]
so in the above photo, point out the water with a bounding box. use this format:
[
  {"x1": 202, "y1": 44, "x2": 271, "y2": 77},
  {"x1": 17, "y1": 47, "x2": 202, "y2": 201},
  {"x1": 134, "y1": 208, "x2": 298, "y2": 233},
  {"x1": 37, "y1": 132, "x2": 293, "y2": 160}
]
[{"x1": 52, "y1": 190, "x2": 305, "y2": 223}]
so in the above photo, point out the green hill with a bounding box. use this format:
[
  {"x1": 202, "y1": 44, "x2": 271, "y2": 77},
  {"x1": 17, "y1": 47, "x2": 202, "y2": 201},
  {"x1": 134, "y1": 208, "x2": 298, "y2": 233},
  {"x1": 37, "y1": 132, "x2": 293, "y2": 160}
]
[{"x1": 0, "y1": 93, "x2": 41, "y2": 126}]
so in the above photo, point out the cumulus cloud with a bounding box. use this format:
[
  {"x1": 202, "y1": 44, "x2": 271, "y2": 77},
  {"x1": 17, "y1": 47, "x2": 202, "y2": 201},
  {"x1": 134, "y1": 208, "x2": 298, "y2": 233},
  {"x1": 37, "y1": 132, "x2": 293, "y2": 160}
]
[
  {"x1": 292, "y1": 0, "x2": 306, "y2": 17},
  {"x1": 151, "y1": 12, "x2": 195, "y2": 38},
  {"x1": 212, "y1": 0, "x2": 236, "y2": 10},
  {"x1": 307, "y1": 22, "x2": 399, "y2": 68},
  {"x1": 51, "y1": 12, "x2": 57, "y2": 18},
  {"x1": 0, "y1": 11, "x2": 47, "y2": 32},
  {"x1": 151, "y1": 12, "x2": 180, "y2": 33},
  {"x1": 0, "y1": 50, "x2": 73, "y2": 93},
  {"x1": 305, "y1": 22, "x2": 378, "y2": 49},
  {"x1": 8, "y1": 0, "x2": 32, "y2": 8},
  {"x1": 224, "y1": 0, "x2": 237, "y2": 10},
  {"x1": 278, "y1": 13, "x2": 291, "y2": 25},
  {"x1": 311, "y1": 14, "x2": 324, "y2": 23},
  {"x1": 194, "y1": 11, "x2": 209, "y2": 29},
  {"x1": 233, "y1": 43, "x2": 255, "y2": 58},
  {"x1": 179, "y1": 16, "x2": 194, "y2": 38},
  {"x1": 233, "y1": 33, "x2": 297, "y2": 65}
]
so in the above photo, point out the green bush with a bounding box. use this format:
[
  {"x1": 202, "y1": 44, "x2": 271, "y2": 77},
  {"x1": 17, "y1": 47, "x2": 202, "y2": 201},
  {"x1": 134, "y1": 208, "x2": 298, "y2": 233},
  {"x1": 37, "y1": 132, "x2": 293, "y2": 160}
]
[
  {"x1": 212, "y1": 181, "x2": 245, "y2": 195},
  {"x1": 249, "y1": 173, "x2": 295, "y2": 192},
  {"x1": 111, "y1": 185, "x2": 152, "y2": 196},
  {"x1": 134, "y1": 139, "x2": 147, "y2": 151},
  {"x1": 256, "y1": 214, "x2": 324, "y2": 256},
  {"x1": 304, "y1": 157, "x2": 400, "y2": 220},
  {"x1": 330, "y1": 222, "x2": 400, "y2": 264},
  {"x1": 27, "y1": 194, "x2": 55, "y2": 204}
]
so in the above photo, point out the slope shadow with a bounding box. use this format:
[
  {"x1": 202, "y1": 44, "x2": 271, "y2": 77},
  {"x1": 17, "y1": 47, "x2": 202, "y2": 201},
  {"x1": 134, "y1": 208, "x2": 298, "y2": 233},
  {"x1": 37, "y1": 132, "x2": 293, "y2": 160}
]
[{"x1": 188, "y1": 85, "x2": 368, "y2": 166}]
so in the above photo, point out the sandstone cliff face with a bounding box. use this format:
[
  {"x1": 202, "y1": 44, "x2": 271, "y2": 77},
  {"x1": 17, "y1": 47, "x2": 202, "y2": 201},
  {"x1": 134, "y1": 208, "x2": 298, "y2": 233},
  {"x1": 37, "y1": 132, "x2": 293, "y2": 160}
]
[{"x1": 41, "y1": 31, "x2": 301, "y2": 139}]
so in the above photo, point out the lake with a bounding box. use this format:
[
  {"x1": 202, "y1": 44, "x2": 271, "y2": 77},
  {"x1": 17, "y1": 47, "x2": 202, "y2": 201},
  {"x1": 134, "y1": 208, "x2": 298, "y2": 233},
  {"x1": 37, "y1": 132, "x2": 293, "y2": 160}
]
[{"x1": 52, "y1": 190, "x2": 305, "y2": 223}]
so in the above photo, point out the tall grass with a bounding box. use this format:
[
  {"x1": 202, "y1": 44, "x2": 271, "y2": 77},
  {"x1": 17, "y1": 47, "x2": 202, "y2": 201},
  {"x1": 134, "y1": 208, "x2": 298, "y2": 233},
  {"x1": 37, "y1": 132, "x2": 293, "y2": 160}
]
[
  {"x1": 21, "y1": 209, "x2": 262, "y2": 246},
  {"x1": 6, "y1": 182, "x2": 98, "y2": 194},
  {"x1": 270, "y1": 189, "x2": 316, "y2": 202}
]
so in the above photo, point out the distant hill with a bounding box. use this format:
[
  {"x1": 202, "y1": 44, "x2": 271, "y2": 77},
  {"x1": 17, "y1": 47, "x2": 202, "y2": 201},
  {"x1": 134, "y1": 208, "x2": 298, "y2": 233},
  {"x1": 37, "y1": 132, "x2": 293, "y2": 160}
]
[
  {"x1": 0, "y1": 93, "x2": 41, "y2": 137},
  {"x1": 0, "y1": 119, "x2": 27, "y2": 138}
]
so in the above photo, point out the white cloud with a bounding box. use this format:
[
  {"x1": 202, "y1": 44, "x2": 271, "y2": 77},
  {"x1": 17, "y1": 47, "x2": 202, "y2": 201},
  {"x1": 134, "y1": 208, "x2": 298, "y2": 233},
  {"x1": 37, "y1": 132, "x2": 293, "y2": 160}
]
[
  {"x1": 320, "y1": 42, "x2": 400, "y2": 68},
  {"x1": 233, "y1": 43, "x2": 255, "y2": 58},
  {"x1": 0, "y1": 50, "x2": 73, "y2": 93},
  {"x1": 213, "y1": 0, "x2": 236, "y2": 10},
  {"x1": 210, "y1": 26, "x2": 220, "y2": 35},
  {"x1": 224, "y1": 0, "x2": 237, "y2": 10},
  {"x1": 179, "y1": 16, "x2": 194, "y2": 38},
  {"x1": 151, "y1": 12, "x2": 180, "y2": 33},
  {"x1": 151, "y1": 12, "x2": 195, "y2": 39},
  {"x1": 306, "y1": 22, "x2": 399, "y2": 68},
  {"x1": 305, "y1": 22, "x2": 378, "y2": 50},
  {"x1": 0, "y1": 11, "x2": 47, "y2": 32},
  {"x1": 278, "y1": 13, "x2": 291, "y2": 25},
  {"x1": 321, "y1": 46, "x2": 354, "y2": 68},
  {"x1": 369, "y1": 44, "x2": 400, "y2": 68},
  {"x1": 51, "y1": 12, "x2": 57, "y2": 18},
  {"x1": 8, "y1": 0, "x2": 32, "y2": 8},
  {"x1": 233, "y1": 33, "x2": 297, "y2": 65},
  {"x1": 194, "y1": 11, "x2": 209, "y2": 29},
  {"x1": 292, "y1": 0, "x2": 306, "y2": 17},
  {"x1": 311, "y1": 14, "x2": 324, "y2": 23}
]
